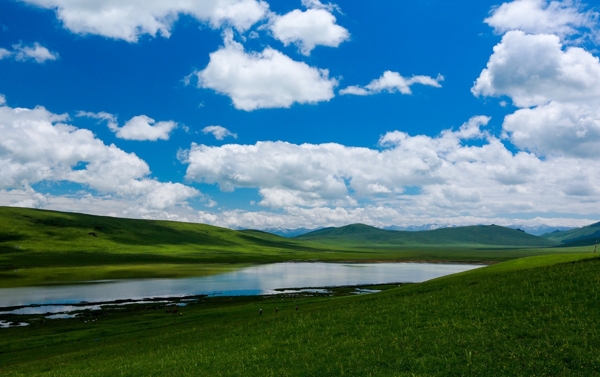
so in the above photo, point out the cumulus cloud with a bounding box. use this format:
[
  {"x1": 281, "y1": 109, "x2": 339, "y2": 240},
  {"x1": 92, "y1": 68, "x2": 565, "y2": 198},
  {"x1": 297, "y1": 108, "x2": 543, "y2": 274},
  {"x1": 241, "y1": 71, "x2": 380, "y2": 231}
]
[
  {"x1": 0, "y1": 48, "x2": 10, "y2": 59},
  {"x1": 13, "y1": 42, "x2": 59, "y2": 63},
  {"x1": 22, "y1": 0, "x2": 269, "y2": 42},
  {"x1": 0, "y1": 43, "x2": 59, "y2": 63},
  {"x1": 340, "y1": 71, "x2": 443, "y2": 96},
  {"x1": 0, "y1": 101, "x2": 199, "y2": 214},
  {"x1": 503, "y1": 101, "x2": 600, "y2": 158},
  {"x1": 181, "y1": 116, "x2": 600, "y2": 216},
  {"x1": 474, "y1": 7, "x2": 600, "y2": 159},
  {"x1": 78, "y1": 111, "x2": 177, "y2": 141},
  {"x1": 194, "y1": 30, "x2": 337, "y2": 110},
  {"x1": 269, "y1": 1, "x2": 349, "y2": 55},
  {"x1": 109, "y1": 115, "x2": 177, "y2": 141},
  {"x1": 472, "y1": 31, "x2": 600, "y2": 108},
  {"x1": 202, "y1": 125, "x2": 237, "y2": 140},
  {"x1": 485, "y1": 0, "x2": 598, "y2": 41},
  {"x1": 300, "y1": 0, "x2": 341, "y2": 13}
]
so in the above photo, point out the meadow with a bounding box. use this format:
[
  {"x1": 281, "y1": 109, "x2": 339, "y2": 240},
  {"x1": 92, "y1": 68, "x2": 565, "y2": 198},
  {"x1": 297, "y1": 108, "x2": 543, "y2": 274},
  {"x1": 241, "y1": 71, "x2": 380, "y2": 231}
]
[{"x1": 1, "y1": 253, "x2": 599, "y2": 376}]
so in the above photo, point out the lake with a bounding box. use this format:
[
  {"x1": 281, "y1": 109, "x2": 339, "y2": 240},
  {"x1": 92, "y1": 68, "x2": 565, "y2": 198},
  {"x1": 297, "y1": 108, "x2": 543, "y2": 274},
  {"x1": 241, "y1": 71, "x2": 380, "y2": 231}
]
[{"x1": 0, "y1": 262, "x2": 483, "y2": 313}]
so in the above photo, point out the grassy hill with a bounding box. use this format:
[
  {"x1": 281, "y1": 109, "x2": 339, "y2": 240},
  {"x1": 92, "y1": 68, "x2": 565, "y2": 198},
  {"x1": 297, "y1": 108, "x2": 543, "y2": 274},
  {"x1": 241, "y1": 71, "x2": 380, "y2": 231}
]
[
  {"x1": 2, "y1": 253, "x2": 599, "y2": 376},
  {"x1": 542, "y1": 221, "x2": 600, "y2": 246},
  {"x1": 1, "y1": 207, "x2": 591, "y2": 287},
  {"x1": 297, "y1": 223, "x2": 558, "y2": 247},
  {"x1": 0, "y1": 206, "x2": 309, "y2": 255},
  {"x1": 0, "y1": 206, "x2": 332, "y2": 286}
]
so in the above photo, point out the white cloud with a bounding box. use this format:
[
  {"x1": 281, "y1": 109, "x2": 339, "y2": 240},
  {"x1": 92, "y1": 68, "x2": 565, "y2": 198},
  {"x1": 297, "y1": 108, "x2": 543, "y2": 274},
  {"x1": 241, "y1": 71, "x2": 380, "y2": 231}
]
[
  {"x1": 181, "y1": 116, "x2": 600, "y2": 217},
  {"x1": 473, "y1": 24, "x2": 600, "y2": 159},
  {"x1": 0, "y1": 43, "x2": 59, "y2": 63},
  {"x1": 0, "y1": 94, "x2": 5, "y2": 106},
  {"x1": 485, "y1": 0, "x2": 598, "y2": 41},
  {"x1": 0, "y1": 48, "x2": 10, "y2": 59},
  {"x1": 472, "y1": 31, "x2": 600, "y2": 108},
  {"x1": 78, "y1": 111, "x2": 177, "y2": 141},
  {"x1": 2, "y1": 185, "x2": 594, "y2": 230},
  {"x1": 202, "y1": 125, "x2": 237, "y2": 140},
  {"x1": 109, "y1": 115, "x2": 177, "y2": 141},
  {"x1": 1, "y1": 101, "x2": 596, "y2": 229},
  {"x1": 192, "y1": 206, "x2": 597, "y2": 231},
  {"x1": 194, "y1": 30, "x2": 337, "y2": 111},
  {"x1": 340, "y1": 71, "x2": 443, "y2": 96},
  {"x1": 269, "y1": 6, "x2": 349, "y2": 55},
  {"x1": 23, "y1": 0, "x2": 269, "y2": 42},
  {"x1": 13, "y1": 42, "x2": 59, "y2": 63},
  {"x1": 300, "y1": 0, "x2": 341, "y2": 13},
  {"x1": 503, "y1": 101, "x2": 600, "y2": 158},
  {"x1": 0, "y1": 102, "x2": 199, "y2": 214},
  {"x1": 77, "y1": 110, "x2": 116, "y2": 122}
]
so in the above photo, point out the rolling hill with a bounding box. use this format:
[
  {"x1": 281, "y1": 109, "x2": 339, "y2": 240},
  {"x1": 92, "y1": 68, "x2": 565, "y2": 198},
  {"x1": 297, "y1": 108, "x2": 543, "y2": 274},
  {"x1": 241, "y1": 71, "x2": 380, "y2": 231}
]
[
  {"x1": 542, "y1": 221, "x2": 600, "y2": 246},
  {"x1": 0, "y1": 207, "x2": 591, "y2": 287},
  {"x1": 0, "y1": 206, "x2": 316, "y2": 258},
  {"x1": 296, "y1": 223, "x2": 558, "y2": 247}
]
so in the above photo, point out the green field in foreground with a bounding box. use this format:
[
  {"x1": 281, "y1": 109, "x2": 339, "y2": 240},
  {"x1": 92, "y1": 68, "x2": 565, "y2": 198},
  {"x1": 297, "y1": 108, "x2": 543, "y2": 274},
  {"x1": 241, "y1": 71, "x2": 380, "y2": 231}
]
[
  {"x1": 1, "y1": 253, "x2": 599, "y2": 376},
  {"x1": 1, "y1": 207, "x2": 596, "y2": 287}
]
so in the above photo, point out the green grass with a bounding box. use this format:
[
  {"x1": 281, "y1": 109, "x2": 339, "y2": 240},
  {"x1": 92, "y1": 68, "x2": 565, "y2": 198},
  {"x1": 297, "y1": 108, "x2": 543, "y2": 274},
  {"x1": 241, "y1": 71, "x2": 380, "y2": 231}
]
[
  {"x1": 542, "y1": 221, "x2": 600, "y2": 246},
  {"x1": 2, "y1": 253, "x2": 599, "y2": 376},
  {"x1": 1, "y1": 207, "x2": 597, "y2": 287},
  {"x1": 297, "y1": 223, "x2": 558, "y2": 247}
]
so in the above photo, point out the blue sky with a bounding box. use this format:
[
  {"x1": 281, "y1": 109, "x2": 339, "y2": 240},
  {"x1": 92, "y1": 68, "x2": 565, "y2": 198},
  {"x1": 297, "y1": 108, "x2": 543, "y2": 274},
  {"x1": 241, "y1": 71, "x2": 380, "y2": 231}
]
[{"x1": 0, "y1": 0, "x2": 599, "y2": 230}]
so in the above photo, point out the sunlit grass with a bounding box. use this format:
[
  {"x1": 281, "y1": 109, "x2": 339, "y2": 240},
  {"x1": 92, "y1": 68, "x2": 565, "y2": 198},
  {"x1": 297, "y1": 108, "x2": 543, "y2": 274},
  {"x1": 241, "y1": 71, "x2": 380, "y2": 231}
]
[{"x1": 2, "y1": 254, "x2": 599, "y2": 376}]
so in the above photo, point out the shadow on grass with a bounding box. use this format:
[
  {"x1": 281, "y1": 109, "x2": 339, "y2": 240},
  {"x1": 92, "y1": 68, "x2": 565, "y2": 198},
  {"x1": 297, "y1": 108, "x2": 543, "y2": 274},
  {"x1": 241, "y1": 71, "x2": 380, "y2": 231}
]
[{"x1": 29, "y1": 214, "x2": 238, "y2": 247}]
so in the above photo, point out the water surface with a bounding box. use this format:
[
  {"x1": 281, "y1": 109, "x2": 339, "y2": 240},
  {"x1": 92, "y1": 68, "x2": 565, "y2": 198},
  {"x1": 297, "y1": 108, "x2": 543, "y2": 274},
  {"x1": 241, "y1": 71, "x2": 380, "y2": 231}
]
[{"x1": 0, "y1": 262, "x2": 482, "y2": 310}]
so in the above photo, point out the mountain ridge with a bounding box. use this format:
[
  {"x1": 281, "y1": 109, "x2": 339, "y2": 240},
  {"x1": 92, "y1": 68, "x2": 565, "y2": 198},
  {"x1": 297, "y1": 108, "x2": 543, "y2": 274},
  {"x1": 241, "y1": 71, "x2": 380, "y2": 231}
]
[{"x1": 296, "y1": 223, "x2": 557, "y2": 247}]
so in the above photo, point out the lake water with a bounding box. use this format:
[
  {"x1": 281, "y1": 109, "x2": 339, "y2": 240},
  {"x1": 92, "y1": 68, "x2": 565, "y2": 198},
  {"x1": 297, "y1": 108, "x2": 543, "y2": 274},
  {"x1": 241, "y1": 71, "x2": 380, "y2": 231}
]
[{"x1": 0, "y1": 262, "x2": 482, "y2": 312}]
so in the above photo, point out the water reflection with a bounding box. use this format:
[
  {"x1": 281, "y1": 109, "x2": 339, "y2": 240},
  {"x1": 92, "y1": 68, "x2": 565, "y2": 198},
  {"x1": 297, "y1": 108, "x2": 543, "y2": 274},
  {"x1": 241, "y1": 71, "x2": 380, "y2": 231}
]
[
  {"x1": 46, "y1": 313, "x2": 77, "y2": 319},
  {"x1": 0, "y1": 262, "x2": 482, "y2": 310},
  {"x1": 0, "y1": 320, "x2": 29, "y2": 328}
]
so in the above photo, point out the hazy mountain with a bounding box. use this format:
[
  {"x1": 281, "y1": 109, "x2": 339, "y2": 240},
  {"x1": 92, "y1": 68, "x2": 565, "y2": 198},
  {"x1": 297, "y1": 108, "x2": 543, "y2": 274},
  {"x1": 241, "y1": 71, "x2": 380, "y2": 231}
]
[
  {"x1": 296, "y1": 223, "x2": 557, "y2": 247},
  {"x1": 259, "y1": 227, "x2": 321, "y2": 238},
  {"x1": 261, "y1": 223, "x2": 577, "y2": 238}
]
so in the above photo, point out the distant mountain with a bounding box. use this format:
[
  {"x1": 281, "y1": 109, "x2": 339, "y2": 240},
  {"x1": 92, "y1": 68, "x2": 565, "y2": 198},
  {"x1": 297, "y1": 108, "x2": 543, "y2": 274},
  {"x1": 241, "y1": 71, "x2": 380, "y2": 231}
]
[
  {"x1": 296, "y1": 223, "x2": 557, "y2": 247},
  {"x1": 506, "y1": 225, "x2": 576, "y2": 236},
  {"x1": 541, "y1": 221, "x2": 600, "y2": 246},
  {"x1": 383, "y1": 224, "x2": 448, "y2": 232},
  {"x1": 384, "y1": 223, "x2": 575, "y2": 236},
  {"x1": 255, "y1": 223, "x2": 577, "y2": 239},
  {"x1": 259, "y1": 227, "x2": 321, "y2": 238}
]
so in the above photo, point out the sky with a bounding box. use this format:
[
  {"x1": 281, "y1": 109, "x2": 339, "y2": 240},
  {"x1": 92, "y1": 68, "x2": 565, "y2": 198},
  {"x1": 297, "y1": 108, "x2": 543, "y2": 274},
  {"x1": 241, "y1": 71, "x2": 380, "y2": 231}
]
[{"x1": 0, "y1": 0, "x2": 599, "y2": 230}]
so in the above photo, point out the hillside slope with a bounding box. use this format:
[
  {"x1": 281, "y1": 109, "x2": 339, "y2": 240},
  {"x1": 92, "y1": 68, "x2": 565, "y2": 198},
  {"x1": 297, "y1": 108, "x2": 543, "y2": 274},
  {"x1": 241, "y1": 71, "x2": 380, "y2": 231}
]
[
  {"x1": 0, "y1": 206, "x2": 312, "y2": 256},
  {"x1": 542, "y1": 221, "x2": 600, "y2": 246},
  {"x1": 297, "y1": 223, "x2": 558, "y2": 247}
]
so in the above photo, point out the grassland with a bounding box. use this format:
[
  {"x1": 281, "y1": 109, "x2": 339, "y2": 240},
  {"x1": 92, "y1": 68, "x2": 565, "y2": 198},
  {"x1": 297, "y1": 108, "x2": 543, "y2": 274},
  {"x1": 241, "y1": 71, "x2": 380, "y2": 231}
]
[
  {"x1": 1, "y1": 253, "x2": 599, "y2": 376},
  {"x1": 0, "y1": 206, "x2": 595, "y2": 287}
]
